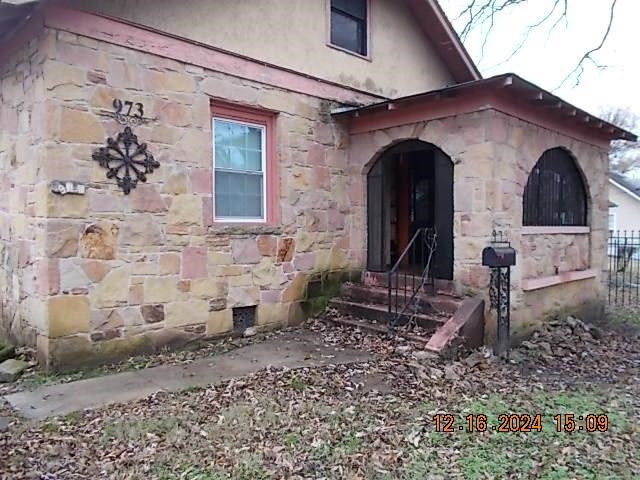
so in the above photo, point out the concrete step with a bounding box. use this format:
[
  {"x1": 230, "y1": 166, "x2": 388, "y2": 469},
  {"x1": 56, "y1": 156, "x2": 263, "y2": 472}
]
[
  {"x1": 363, "y1": 271, "x2": 458, "y2": 296},
  {"x1": 328, "y1": 298, "x2": 448, "y2": 332},
  {"x1": 340, "y1": 283, "x2": 462, "y2": 315}
]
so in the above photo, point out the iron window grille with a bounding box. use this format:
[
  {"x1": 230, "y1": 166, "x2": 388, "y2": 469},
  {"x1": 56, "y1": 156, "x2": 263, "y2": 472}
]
[
  {"x1": 330, "y1": 0, "x2": 368, "y2": 56},
  {"x1": 522, "y1": 148, "x2": 588, "y2": 227}
]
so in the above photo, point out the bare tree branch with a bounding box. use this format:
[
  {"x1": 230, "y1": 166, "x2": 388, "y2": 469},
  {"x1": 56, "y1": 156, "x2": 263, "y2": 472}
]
[
  {"x1": 601, "y1": 106, "x2": 640, "y2": 175},
  {"x1": 557, "y1": 0, "x2": 618, "y2": 88},
  {"x1": 457, "y1": 0, "x2": 618, "y2": 88}
]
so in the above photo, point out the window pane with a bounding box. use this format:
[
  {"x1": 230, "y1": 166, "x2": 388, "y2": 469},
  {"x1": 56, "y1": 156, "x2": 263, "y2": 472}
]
[
  {"x1": 215, "y1": 145, "x2": 231, "y2": 170},
  {"x1": 214, "y1": 120, "x2": 232, "y2": 146},
  {"x1": 331, "y1": 11, "x2": 366, "y2": 55},
  {"x1": 215, "y1": 194, "x2": 230, "y2": 217},
  {"x1": 246, "y1": 150, "x2": 262, "y2": 171},
  {"x1": 215, "y1": 171, "x2": 263, "y2": 219},
  {"x1": 247, "y1": 127, "x2": 262, "y2": 150},
  {"x1": 332, "y1": 0, "x2": 366, "y2": 20},
  {"x1": 215, "y1": 169, "x2": 229, "y2": 194},
  {"x1": 231, "y1": 123, "x2": 247, "y2": 149},
  {"x1": 213, "y1": 117, "x2": 266, "y2": 220}
]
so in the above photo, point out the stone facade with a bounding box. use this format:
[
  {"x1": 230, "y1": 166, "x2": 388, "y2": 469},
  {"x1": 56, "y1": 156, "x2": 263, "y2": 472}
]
[
  {"x1": 0, "y1": 22, "x2": 610, "y2": 368},
  {"x1": 349, "y1": 109, "x2": 609, "y2": 339},
  {"x1": 0, "y1": 30, "x2": 49, "y2": 349},
  {"x1": 0, "y1": 27, "x2": 364, "y2": 369}
]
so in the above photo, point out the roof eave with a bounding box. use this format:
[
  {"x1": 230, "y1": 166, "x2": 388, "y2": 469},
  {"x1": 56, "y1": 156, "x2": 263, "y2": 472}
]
[{"x1": 334, "y1": 73, "x2": 637, "y2": 143}]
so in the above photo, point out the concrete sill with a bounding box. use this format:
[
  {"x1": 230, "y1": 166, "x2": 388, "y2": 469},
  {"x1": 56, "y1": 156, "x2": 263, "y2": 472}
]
[
  {"x1": 521, "y1": 268, "x2": 598, "y2": 292},
  {"x1": 521, "y1": 226, "x2": 590, "y2": 235}
]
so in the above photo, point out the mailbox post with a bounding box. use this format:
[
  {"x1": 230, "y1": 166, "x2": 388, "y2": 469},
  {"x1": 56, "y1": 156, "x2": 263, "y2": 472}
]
[{"x1": 482, "y1": 231, "x2": 516, "y2": 359}]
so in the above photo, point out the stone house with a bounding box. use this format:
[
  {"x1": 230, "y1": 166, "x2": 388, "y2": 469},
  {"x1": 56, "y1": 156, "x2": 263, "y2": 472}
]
[{"x1": 0, "y1": 0, "x2": 634, "y2": 369}]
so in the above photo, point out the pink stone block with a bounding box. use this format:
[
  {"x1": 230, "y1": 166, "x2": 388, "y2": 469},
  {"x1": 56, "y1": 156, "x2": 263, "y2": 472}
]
[
  {"x1": 293, "y1": 252, "x2": 316, "y2": 271},
  {"x1": 191, "y1": 169, "x2": 213, "y2": 194},
  {"x1": 308, "y1": 143, "x2": 326, "y2": 166},
  {"x1": 130, "y1": 184, "x2": 167, "y2": 213},
  {"x1": 89, "y1": 192, "x2": 121, "y2": 212},
  {"x1": 18, "y1": 240, "x2": 30, "y2": 268},
  {"x1": 260, "y1": 290, "x2": 282, "y2": 303},
  {"x1": 36, "y1": 258, "x2": 59, "y2": 296},
  {"x1": 203, "y1": 197, "x2": 213, "y2": 227},
  {"x1": 232, "y1": 238, "x2": 261, "y2": 264},
  {"x1": 160, "y1": 253, "x2": 180, "y2": 275},
  {"x1": 328, "y1": 210, "x2": 345, "y2": 231},
  {"x1": 182, "y1": 246, "x2": 208, "y2": 279}
]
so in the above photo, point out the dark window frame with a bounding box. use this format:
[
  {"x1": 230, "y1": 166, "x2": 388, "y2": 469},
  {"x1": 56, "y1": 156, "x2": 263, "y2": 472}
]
[
  {"x1": 522, "y1": 148, "x2": 588, "y2": 227},
  {"x1": 329, "y1": 0, "x2": 369, "y2": 57}
]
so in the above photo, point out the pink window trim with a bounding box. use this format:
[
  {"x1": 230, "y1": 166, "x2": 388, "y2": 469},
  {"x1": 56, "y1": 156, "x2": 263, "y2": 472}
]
[{"x1": 211, "y1": 101, "x2": 278, "y2": 226}]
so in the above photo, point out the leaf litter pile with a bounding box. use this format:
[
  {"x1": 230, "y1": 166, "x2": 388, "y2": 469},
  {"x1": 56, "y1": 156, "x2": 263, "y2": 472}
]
[{"x1": 1, "y1": 314, "x2": 639, "y2": 479}]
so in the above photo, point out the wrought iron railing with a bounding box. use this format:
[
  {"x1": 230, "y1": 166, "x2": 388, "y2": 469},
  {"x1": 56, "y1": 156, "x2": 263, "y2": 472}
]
[
  {"x1": 608, "y1": 230, "x2": 640, "y2": 306},
  {"x1": 387, "y1": 228, "x2": 437, "y2": 329}
]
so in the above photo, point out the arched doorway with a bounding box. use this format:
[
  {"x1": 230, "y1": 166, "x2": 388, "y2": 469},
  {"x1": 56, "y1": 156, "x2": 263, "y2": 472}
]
[{"x1": 367, "y1": 140, "x2": 454, "y2": 280}]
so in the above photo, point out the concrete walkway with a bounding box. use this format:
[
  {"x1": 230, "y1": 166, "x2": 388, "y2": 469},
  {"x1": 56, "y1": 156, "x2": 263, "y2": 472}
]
[{"x1": 4, "y1": 330, "x2": 373, "y2": 420}]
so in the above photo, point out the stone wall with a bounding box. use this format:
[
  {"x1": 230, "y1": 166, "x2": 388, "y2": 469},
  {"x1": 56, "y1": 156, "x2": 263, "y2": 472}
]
[
  {"x1": 6, "y1": 28, "x2": 366, "y2": 369},
  {"x1": 349, "y1": 109, "x2": 609, "y2": 338},
  {"x1": 520, "y1": 233, "x2": 590, "y2": 279},
  {"x1": 0, "y1": 27, "x2": 51, "y2": 347}
]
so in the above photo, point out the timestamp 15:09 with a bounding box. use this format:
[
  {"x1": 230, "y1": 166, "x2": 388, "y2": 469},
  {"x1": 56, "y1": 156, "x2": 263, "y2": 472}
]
[{"x1": 433, "y1": 414, "x2": 609, "y2": 432}]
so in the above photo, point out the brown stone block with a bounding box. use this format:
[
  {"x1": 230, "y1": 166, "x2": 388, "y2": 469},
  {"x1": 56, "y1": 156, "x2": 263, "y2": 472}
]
[
  {"x1": 45, "y1": 220, "x2": 81, "y2": 258},
  {"x1": 191, "y1": 278, "x2": 227, "y2": 299},
  {"x1": 168, "y1": 195, "x2": 202, "y2": 226},
  {"x1": 47, "y1": 192, "x2": 89, "y2": 219},
  {"x1": 79, "y1": 222, "x2": 118, "y2": 260},
  {"x1": 58, "y1": 107, "x2": 105, "y2": 144},
  {"x1": 48, "y1": 295, "x2": 90, "y2": 338},
  {"x1": 159, "y1": 253, "x2": 180, "y2": 275},
  {"x1": 282, "y1": 273, "x2": 307, "y2": 302},
  {"x1": 120, "y1": 214, "x2": 164, "y2": 246},
  {"x1": 165, "y1": 300, "x2": 209, "y2": 327},
  {"x1": 91, "y1": 266, "x2": 131, "y2": 308},
  {"x1": 206, "y1": 309, "x2": 233, "y2": 336},
  {"x1": 141, "y1": 304, "x2": 164, "y2": 324},
  {"x1": 227, "y1": 287, "x2": 260, "y2": 308},
  {"x1": 277, "y1": 238, "x2": 295, "y2": 262},
  {"x1": 256, "y1": 302, "x2": 288, "y2": 326},
  {"x1": 144, "y1": 277, "x2": 179, "y2": 303}
]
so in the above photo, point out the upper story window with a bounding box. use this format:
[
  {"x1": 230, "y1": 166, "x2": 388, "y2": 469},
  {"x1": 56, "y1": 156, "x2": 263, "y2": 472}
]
[
  {"x1": 330, "y1": 0, "x2": 368, "y2": 56},
  {"x1": 522, "y1": 148, "x2": 588, "y2": 227},
  {"x1": 212, "y1": 103, "x2": 276, "y2": 224}
]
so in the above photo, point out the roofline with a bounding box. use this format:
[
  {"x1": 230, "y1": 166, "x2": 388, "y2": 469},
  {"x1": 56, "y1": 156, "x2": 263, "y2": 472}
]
[
  {"x1": 610, "y1": 178, "x2": 640, "y2": 203},
  {"x1": 404, "y1": 0, "x2": 481, "y2": 83},
  {"x1": 333, "y1": 73, "x2": 637, "y2": 142}
]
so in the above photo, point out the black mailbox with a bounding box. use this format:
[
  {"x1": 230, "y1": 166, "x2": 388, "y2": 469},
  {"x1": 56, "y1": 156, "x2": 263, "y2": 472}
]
[{"x1": 482, "y1": 246, "x2": 516, "y2": 268}]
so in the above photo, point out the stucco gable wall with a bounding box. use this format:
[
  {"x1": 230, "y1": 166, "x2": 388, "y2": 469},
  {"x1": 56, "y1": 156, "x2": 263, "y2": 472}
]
[
  {"x1": 60, "y1": 0, "x2": 454, "y2": 98},
  {"x1": 610, "y1": 183, "x2": 640, "y2": 231}
]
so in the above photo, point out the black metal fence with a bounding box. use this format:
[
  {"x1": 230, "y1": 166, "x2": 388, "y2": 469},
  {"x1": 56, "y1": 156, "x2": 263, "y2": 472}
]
[{"x1": 608, "y1": 230, "x2": 640, "y2": 306}]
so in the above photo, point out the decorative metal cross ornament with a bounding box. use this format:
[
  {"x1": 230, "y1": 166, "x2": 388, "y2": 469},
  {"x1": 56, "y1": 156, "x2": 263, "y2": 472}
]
[{"x1": 92, "y1": 127, "x2": 159, "y2": 194}]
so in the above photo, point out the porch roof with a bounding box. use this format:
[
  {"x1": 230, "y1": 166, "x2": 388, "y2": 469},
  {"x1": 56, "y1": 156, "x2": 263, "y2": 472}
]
[
  {"x1": 0, "y1": 0, "x2": 37, "y2": 43},
  {"x1": 333, "y1": 73, "x2": 637, "y2": 145}
]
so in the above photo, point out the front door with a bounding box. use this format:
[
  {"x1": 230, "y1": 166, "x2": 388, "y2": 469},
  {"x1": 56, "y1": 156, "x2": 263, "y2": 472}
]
[{"x1": 408, "y1": 151, "x2": 434, "y2": 269}]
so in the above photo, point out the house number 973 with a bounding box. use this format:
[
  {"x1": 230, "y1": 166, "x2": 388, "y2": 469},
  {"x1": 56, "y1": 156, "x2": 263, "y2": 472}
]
[{"x1": 113, "y1": 98, "x2": 144, "y2": 118}]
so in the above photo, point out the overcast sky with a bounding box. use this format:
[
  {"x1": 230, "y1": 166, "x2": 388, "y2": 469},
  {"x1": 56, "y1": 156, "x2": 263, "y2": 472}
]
[{"x1": 441, "y1": 0, "x2": 637, "y2": 116}]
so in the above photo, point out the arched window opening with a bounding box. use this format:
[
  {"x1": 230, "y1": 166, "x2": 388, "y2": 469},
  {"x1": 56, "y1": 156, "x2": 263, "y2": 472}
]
[{"x1": 523, "y1": 148, "x2": 587, "y2": 226}]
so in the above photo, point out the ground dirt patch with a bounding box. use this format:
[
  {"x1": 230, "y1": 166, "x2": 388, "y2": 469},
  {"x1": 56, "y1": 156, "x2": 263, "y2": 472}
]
[{"x1": 0, "y1": 315, "x2": 638, "y2": 479}]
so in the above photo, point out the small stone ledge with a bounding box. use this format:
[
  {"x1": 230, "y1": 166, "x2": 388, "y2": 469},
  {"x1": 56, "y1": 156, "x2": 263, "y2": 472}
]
[
  {"x1": 208, "y1": 225, "x2": 284, "y2": 236},
  {"x1": 521, "y1": 268, "x2": 598, "y2": 292},
  {"x1": 521, "y1": 226, "x2": 590, "y2": 235}
]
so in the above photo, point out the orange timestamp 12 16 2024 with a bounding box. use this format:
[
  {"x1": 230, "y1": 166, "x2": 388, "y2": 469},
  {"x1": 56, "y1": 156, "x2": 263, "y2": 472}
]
[{"x1": 432, "y1": 414, "x2": 610, "y2": 433}]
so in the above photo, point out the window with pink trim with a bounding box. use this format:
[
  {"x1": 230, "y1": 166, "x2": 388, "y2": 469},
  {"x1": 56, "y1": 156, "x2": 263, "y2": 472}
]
[{"x1": 211, "y1": 103, "x2": 277, "y2": 224}]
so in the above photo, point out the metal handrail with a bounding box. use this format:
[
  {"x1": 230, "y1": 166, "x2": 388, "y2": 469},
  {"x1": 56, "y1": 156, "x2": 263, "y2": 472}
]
[{"x1": 387, "y1": 228, "x2": 437, "y2": 328}]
